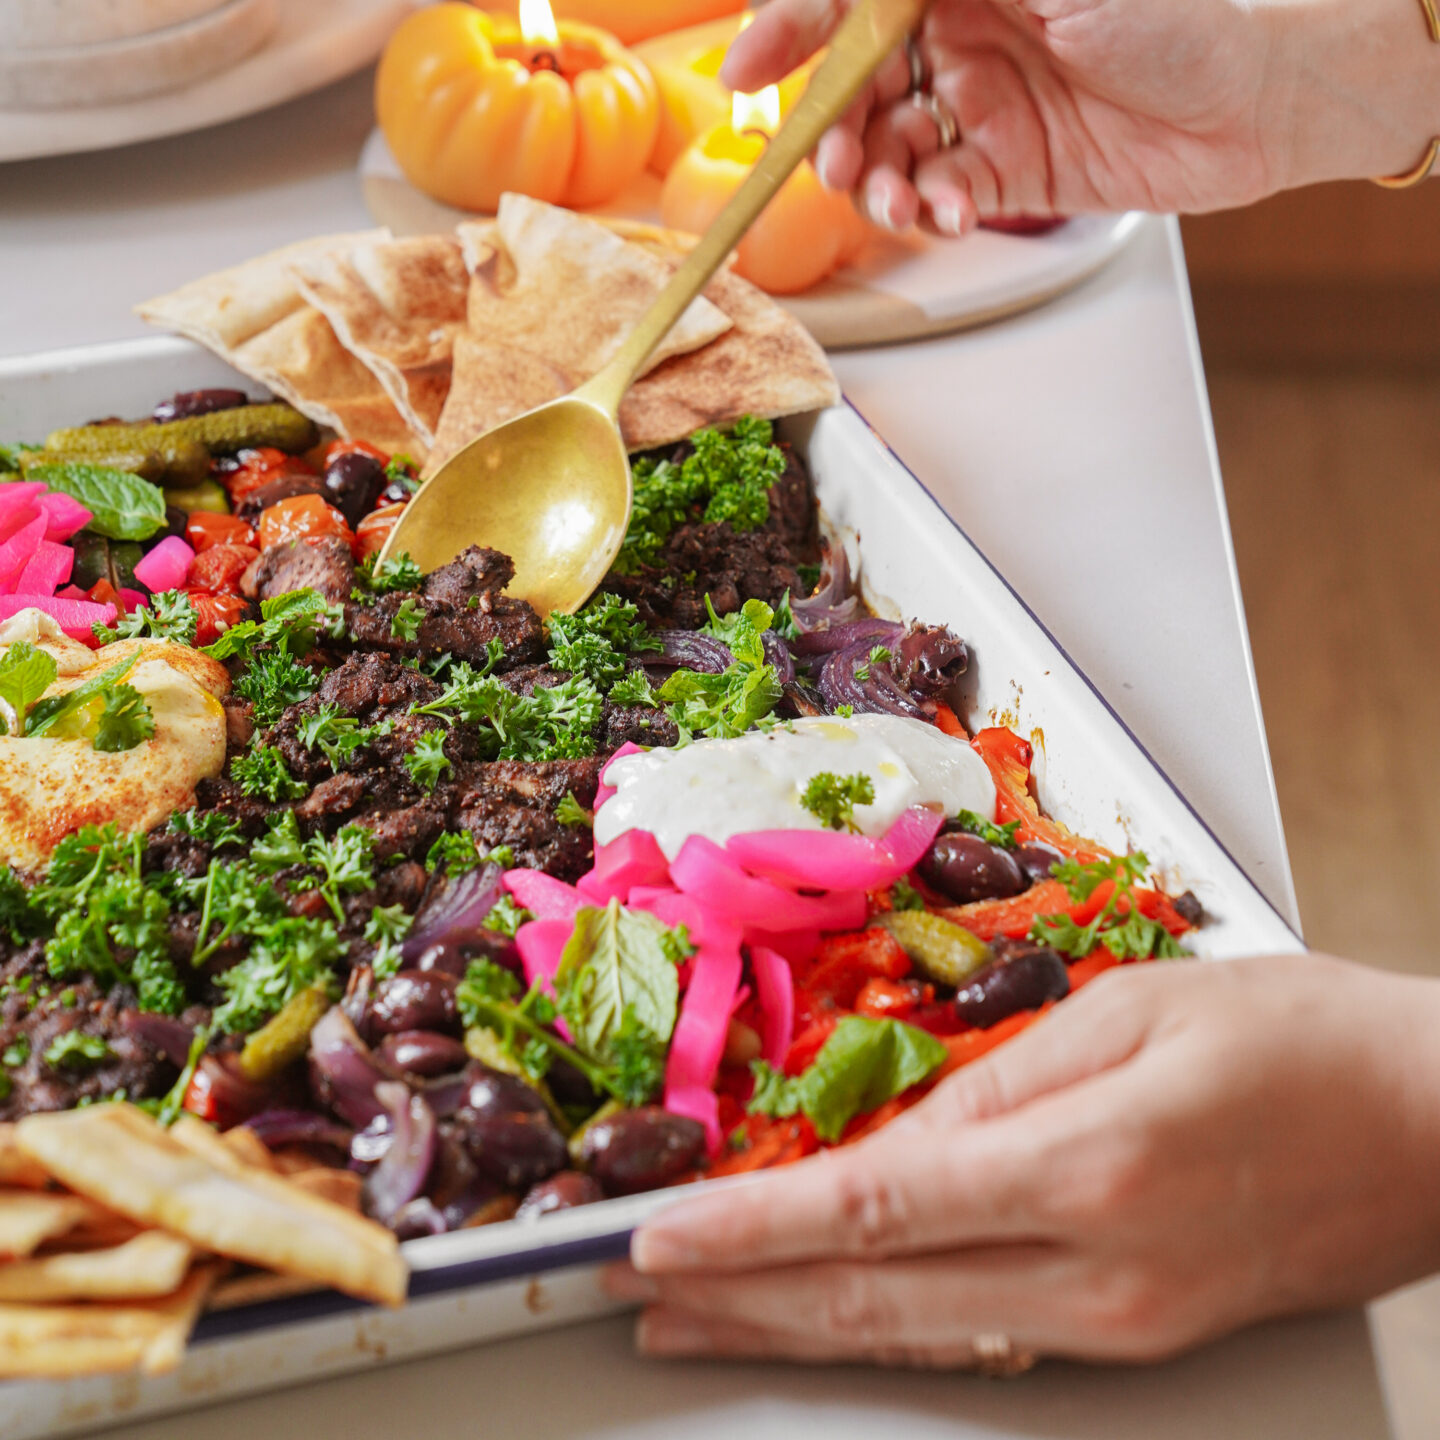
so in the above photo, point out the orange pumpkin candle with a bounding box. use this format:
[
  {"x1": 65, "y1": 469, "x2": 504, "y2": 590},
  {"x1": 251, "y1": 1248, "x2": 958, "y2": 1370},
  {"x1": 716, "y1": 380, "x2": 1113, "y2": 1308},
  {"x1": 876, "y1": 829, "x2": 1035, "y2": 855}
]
[
  {"x1": 660, "y1": 87, "x2": 865, "y2": 295},
  {"x1": 376, "y1": 0, "x2": 659, "y2": 213}
]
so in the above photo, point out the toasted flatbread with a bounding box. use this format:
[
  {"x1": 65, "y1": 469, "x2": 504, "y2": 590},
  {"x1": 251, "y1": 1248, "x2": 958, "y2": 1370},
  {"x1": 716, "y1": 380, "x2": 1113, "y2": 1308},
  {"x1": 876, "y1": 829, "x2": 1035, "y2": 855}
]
[
  {"x1": 0, "y1": 1261, "x2": 220, "y2": 1378},
  {"x1": 290, "y1": 235, "x2": 470, "y2": 449},
  {"x1": 0, "y1": 1192, "x2": 100, "y2": 1258},
  {"x1": 0, "y1": 1124, "x2": 48, "y2": 1189},
  {"x1": 0, "y1": 1231, "x2": 193, "y2": 1303},
  {"x1": 16, "y1": 1105, "x2": 407, "y2": 1307},
  {"x1": 137, "y1": 234, "x2": 424, "y2": 460}
]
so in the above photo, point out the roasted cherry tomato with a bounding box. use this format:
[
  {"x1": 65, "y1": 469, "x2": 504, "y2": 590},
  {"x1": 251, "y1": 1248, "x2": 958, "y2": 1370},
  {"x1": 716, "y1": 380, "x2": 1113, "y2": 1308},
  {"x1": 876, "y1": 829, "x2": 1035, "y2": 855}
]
[
  {"x1": 189, "y1": 543, "x2": 259, "y2": 595},
  {"x1": 187, "y1": 591, "x2": 248, "y2": 646},
  {"x1": 853, "y1": 976, "x2": 932, "y2": 1020},
  {"x1": 258, "y1": 494, "x2": 353, "y2": 551},
  {"x1": 186, "y1": 511, "x2": 256, "y2": 553},
  {"x1": 353, "y1": 500, "x2": 406, "y2": 561},
  {"x1": 323, "y1": 438, "x2": 390, "y2": 466},
  {"x1": 220, "y1": 446, "x2": 312, "y2": 503}
]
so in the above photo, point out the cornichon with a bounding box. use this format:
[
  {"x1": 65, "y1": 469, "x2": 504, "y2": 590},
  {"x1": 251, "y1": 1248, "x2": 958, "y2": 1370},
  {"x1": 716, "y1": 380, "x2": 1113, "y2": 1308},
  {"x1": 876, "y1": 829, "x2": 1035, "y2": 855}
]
[
  {"x1": 876, "y1": 910, "x2": 992, "y2": 987},
  {"x1": 20, "y1": 440, "x2": 209, "y2": 488},
  {"x1": 162, "y1": 478, "x2": 229, "y2": 515},
  {"x1": 46, "y1": 402, "x2": 317, "y2": 459},
  {"x1": 237, "y1": 986, "x2": 332, "y2": 1083}
]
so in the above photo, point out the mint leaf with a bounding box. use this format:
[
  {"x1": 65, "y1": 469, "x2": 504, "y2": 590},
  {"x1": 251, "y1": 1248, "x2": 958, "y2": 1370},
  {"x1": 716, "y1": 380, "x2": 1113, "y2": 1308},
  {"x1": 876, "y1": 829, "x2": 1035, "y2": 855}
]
[
  {"x1": 0, "y1": 642, "x2": 58, "y2": 735},
  {"x1": 28, "y1": 463, "x2": 166, "y2": 541}
]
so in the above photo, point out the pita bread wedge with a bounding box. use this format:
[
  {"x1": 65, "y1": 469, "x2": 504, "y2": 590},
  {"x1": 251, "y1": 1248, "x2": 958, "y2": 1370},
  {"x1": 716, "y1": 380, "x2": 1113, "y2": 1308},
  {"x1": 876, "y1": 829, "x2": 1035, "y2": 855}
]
[
  {"x1": 0, "y1": 1231, "x2": 193, "y2": 1303},
  {"x1": 290, "y1": 235, "x2": 470, "y2": 448},
  {"x1": 0, "y1": 1124, "x2": 48, "y2": 1189},
  {"x1": 16, "y1": 1104, "x2": 407, "y2": 1307},
  {"x1": 0, "y1": 1261, "x2": 220, "y2": 1378},
  {"x1": 137, "y1": 234, "x2": 424, "y2": 460},
  {"x1": 0, "y1": 1192, "x2": 100, "y2": 1258}
]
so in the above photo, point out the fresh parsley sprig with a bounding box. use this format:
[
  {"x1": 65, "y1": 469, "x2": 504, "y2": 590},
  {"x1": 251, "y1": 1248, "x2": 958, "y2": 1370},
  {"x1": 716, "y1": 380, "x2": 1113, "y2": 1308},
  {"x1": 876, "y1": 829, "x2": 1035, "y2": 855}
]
[
  {"x1": 93, "y1": 591, "x2": 197, "y2": 647},
  {"x1": 953, "y1": 809, "x2": 1020, "y2": 849},
  {"x1": 800, "y1": 771, "x2": 876, "y2": 833},
  {"x1": 1029, "y1": 852, "x2": 1188, "y2": 962}
]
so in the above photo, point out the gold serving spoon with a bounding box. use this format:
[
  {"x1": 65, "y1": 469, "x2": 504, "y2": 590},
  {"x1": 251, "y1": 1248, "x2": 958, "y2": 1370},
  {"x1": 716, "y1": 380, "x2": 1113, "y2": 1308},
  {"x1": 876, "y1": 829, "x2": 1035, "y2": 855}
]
[{"x1": 381, "y1": 0, "x2": 928, "y2": 618}]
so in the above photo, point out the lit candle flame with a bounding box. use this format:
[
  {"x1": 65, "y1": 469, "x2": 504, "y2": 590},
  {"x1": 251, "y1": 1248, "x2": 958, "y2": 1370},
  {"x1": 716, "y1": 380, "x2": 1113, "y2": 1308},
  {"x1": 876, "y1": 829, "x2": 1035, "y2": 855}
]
[
  {"x1": 519, "y1": 0, "x2": 560, "y2": 47},
  {"x1": 732, "y1": 84, "x2": 780, "y2": 137}
]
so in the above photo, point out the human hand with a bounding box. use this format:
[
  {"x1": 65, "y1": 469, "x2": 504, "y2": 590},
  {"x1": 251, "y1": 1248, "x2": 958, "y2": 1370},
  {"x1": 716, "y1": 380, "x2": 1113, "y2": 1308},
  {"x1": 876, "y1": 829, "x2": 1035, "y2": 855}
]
[
  {"x1": 722, "y1": 0, "x2": 1440, "y2": 234},
  {"x1": 608, "y1": 955, "x2": 1440, "y2": 1366}
]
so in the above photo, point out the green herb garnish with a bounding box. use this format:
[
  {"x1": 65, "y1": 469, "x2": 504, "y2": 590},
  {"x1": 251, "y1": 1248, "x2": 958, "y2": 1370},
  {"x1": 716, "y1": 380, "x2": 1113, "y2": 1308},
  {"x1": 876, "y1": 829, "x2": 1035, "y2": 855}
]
[{"x1": 800, "y1": 771, "x2": 876, "y2": 833}]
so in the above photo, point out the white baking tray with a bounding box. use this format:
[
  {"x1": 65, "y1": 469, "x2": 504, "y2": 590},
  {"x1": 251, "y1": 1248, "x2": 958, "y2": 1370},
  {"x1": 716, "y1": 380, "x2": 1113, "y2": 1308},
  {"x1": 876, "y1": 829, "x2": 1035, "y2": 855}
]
[{"x1": 0, "y1": 336, "x2": 1302, "y2": 1438}]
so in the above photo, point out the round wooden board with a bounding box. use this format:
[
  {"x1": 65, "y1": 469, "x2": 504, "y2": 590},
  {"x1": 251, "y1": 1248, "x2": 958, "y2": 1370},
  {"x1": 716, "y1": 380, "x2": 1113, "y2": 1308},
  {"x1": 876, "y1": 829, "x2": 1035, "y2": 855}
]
[{"x1": 360, "y1": 129, "x2": 1143, "y2": 351}]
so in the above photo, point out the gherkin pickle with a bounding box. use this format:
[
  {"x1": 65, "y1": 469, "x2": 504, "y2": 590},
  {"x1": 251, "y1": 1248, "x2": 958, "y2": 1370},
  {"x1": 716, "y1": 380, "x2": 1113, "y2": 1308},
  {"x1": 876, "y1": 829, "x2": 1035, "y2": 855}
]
[
  {"x1": 46, "y1": 402, "x2": 317, "y2": 460},
  {"x1": 162, "y1": 478, "x2": 230, "y2": 515},
  {"x1": 237, "y1": 986, "x2": 332, "y2": 1083},
  {"x1": 69, "y1": 535, "x2": 146, "y2": 593},
  {"x1": 20, "y1": 441, "x2": 209, "y2": 488},
  {"x1": 876, "y1": 910, "x2": 992, "y2": 987}
]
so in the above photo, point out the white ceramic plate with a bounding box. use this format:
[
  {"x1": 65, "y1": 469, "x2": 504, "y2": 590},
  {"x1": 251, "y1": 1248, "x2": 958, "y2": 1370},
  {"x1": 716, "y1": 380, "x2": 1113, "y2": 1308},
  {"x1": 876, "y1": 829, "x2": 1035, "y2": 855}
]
[
  {"x1": 0, "y1": 333, "x2": 1301, "y2": 1438},
  {"x1": 0, "y1": 0, "x2": 417, "y2": 163},
  {"x1": 360, "y1": 128, "x2": 1145, "y2": 350}
]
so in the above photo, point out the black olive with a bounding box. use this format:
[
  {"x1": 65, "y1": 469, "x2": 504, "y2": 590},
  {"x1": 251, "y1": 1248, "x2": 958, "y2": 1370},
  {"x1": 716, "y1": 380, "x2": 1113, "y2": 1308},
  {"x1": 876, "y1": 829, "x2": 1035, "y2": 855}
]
[
  {"x1": 953, "y1": 947, "x2": 1070, "y2": 1029},
  {"x1": 918, "y1": 832, "x2": 1027, "y2": 904},
  {"x1": 370, "y1": 971, "x2": 460, "y2": 1037},
  {"x1": 1013, "y1": 842, "x2": 1064, "y2": 887},
  {"x1": 323, "y1": 451, "x2": 388, "y2": 527},
  {"x1": 516, "y1": 1171, "x2": 605, "y2": 1221},
  {"x1": 153, "y1": 388, "x2": 250, "y2": 422},
  {"x1": 376, "y1": 1030, "x2": 470, "y2": 1077},
  {"x1": 580, "y1": 1107, "x2": 707, "y2": 1196}
]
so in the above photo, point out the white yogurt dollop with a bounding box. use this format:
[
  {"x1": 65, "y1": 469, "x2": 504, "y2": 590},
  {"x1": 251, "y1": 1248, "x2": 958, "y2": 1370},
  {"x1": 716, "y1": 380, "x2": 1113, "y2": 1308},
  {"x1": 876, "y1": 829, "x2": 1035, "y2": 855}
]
[{"x1": 595, "y1": 714, "x2": 998, "y2": 860}]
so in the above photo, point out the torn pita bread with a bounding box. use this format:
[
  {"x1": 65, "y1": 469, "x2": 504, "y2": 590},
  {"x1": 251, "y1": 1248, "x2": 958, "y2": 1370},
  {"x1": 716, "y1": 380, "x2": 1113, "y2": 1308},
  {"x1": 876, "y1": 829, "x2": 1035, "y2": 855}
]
[
  {"x1": 0, "y1": 1192, "x2": 100, "y2": 1258},
  {"x1": 0, "y1": 1124, "x2": 48, "y2": 1189},
  {"x1": 137, "y1": 233, "x2": 424, "y2": 460},
  {"x1": 0, "y1": 1261, "x2": 219, "y2": 1378},
  {"x1": 431, "y1": 211, "x2": 838, "y2": 471},
  {"x1": 0, "y1": 1231, "x2": 194, "y2": 1303},
  {"x1": 16, "y1": 1104, "x2": 407, "y2": 1307},
  {"x1": 290, "y1": 235, "x2": 470, "y2": 449}
]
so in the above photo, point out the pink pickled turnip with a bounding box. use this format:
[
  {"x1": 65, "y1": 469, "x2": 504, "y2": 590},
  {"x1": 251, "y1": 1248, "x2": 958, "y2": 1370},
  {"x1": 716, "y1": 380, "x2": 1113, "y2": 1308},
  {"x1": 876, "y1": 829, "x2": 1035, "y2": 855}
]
[
  {"x1": 0, "y1": 594, "x2": 115, "y2": 639},
  {"x1": 514, "y1": 918, "x2": 577, "y2": 1042},
  {"x1": 36, "y1": 492, "x2": 92, "y2": 544},
  {"x1": 670, "y1": 836, "x2": 868, "y2": 935},
  {"x1": 16, "y1": 541, "x2": 73, "y2": 597},
  {"x1": 664, "y1": 1087, "x2": 720, "y2": 1156},
  {"x1": 503, "y1": 869, "x2": 583, "y2": 923},
  {"x1": 0, "y1": 502, "x2": 41, "y2": 547},
  {"x1": 118, "y1": 589, "x2": 148, "y2": 615},
  {"x1": 0, "y1": 485, "x2": 45, "y2": 541},
  {"x1": 663, "y1": 933, "x2": 743, "y2": 1155},
  {"x1": 751, "y1": 946, "x2": 796, "y2": 1069},
  {"x1": 56, "y1": 585, "x2": 89, "y2": 603},
  {"x1": 725, "y1": 807, "x2": 944, "y2": 894},
  {"x1": 132, "y1": 536, "x2": 193, "y2": 593},
  {"x1": 577, "y1": 829, "x2": 670, "y2": 905},
  {"x1": 0, "y1": 515, "x2": 48, "y2": 594}
]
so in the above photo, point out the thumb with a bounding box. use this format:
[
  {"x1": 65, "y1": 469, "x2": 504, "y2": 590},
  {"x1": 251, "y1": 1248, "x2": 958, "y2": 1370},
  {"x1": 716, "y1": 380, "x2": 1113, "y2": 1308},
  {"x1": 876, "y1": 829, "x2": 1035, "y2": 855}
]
[
  {"x1": 719, "y1": 0, "x2": 848, "y2": 93},
  {"x1": 896, "y1": 967, "x2": 1163, "y2": 1133}
]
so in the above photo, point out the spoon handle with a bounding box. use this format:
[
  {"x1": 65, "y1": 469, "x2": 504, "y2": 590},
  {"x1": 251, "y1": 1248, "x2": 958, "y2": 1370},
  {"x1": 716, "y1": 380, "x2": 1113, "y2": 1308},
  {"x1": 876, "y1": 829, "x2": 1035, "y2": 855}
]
[{"x1": 577, "y1": 0, "x2": 929, "y2": 418}]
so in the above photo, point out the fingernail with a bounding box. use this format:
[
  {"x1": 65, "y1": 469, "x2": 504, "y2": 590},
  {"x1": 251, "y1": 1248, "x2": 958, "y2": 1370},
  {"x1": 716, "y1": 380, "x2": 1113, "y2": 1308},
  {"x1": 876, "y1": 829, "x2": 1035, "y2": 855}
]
[
  {"x1": 602, "y1": 1265, "x2": 660, "y2": 1303},
  {"x1": 934, "y1": 199, "x2": 964, "y2": 237},
  {"x1": 816, "y1": 151, "x2": 841, "y2": 190},
  {"x1": 880, "y1": 193, "x2": 902, "y2": 231},
  {"x1": 631, "y1": 1225, "x2": 702, "y2": 1273},
  {"x1": 638, "y1": 1310, "x2": 715, "y2": 1358}
]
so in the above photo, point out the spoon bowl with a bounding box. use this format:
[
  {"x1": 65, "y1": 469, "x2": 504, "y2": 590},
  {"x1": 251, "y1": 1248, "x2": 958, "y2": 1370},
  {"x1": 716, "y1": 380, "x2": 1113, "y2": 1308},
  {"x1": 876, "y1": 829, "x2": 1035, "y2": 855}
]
[{"x1": 380, "y1": 0, "x2": 927, "y2": 618}]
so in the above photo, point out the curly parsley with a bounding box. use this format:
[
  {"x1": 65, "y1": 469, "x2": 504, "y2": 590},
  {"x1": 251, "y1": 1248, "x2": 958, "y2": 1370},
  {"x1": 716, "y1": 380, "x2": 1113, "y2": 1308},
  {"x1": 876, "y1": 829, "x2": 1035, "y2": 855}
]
[
  {"x1": 1029, "y1": 852, "x2": 1189, "y2": 962},
  {"x1": 93, "y1": 590, "x2": 197, "y2": 647},
  {"x1": 953, "y1": 809, "x2": 1020, "y2": 849},
  {"x1": 404, "y1": 731, "x2": 451, "y2": 792},
  {"x1": 390, "y1": 596, "x2": 426, "y2": 642},
  {"x1": 800, "y1": 771, "x2": 875, "y2": 833},
  {"x1": 231, "y1": 745, "x2": 308, "y2": 801}
]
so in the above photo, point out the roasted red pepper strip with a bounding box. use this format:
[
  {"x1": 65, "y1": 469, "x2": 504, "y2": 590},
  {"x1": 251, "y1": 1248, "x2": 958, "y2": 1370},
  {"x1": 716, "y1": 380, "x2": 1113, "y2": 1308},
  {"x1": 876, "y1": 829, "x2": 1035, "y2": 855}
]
[
  {"x1": 1067, "y1": 950, "x2": 1123, "y2": 990},
  {"x1": 706, "y1": 1114, "x2": 820, "y2": 1177},
  {"x1": 971, "y1": 727, "x2": 1110, "y2": 862},
  {"x1": 932, "y1": 701, "x2": 968, "y2": 739},
  {"x1": 934, "y1": 1007, "x2": 1046, "y2": 1079}
]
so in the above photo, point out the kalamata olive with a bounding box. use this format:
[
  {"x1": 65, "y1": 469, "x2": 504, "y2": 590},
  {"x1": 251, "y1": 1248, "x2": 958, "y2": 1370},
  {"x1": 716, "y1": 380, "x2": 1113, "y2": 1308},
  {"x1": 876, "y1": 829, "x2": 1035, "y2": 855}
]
[
  {"x1": 542, "y1": 1053, "x2": 599, "y2": 1111},
  {"x1": 161, "y1": 506, "x2": 189, "y2": 544},
  {"x1": 324, "y1": 451, "x2": 388, "y2": 527},
  {"x1": 370, "y1": 970, "x2": 459, "y2": 1037},
  {"x1": 377, "y1": 1030, "x2": 470, "y2": 1078},
  {"x1": 918, "y1": 832, "x2": 1026, "y2": 904},
  {"x1": 413, "y1": 928, "x2": 514, "y2": 977},
  {"x1": 438, "y1": 1066, "x2": 566, "y2": 1189},
  {"x1": 377, "y1": 478, "x2": 415, "y2": 507},
  {"x1": 1013, "y1": 842, "x2": 1063, "y2": 887},
  {"x1": 153, "y1": 388, "x2": 249, "y2": 422},
  {"x1": 953, "y1": 946, "x2": 1070, "y2": 1029},
  {"x1": 1173, "y1": 890, "x2": 1204, "y2": 926},
  {"x1": 516, "y1": 1170, "x2": 605, "y2": 1221},
  {"x1": 235, "y1": 472, "x2": 328, "y2": 522},
  {"x1": 580, "y1": 1107, "x2": 707, "y2": 1196}
]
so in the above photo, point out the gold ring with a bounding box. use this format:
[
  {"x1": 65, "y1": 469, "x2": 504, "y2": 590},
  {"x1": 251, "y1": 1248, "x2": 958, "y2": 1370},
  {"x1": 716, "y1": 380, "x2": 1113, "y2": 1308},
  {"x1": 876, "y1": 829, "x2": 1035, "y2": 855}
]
[
  {"x1": 969, "y1": 1333, "x2": 1040, "y2": 1378},
  {"x1": 1374, "y1": 136, "x2": 1440, "y2": 189},
  {"x1": 904, "y1": 35, "x2": 928, "y2": 94},
  {"x1": 910, "y1": 90, "x2": 960, "y2": 150}
]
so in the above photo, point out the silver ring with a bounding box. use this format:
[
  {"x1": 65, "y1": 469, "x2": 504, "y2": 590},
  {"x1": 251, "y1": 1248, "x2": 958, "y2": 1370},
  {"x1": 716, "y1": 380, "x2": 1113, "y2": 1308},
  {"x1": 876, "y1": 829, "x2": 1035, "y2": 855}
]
[
  {"x1": 904, "y1": 35, "x2": 928, "y2": 95},
  {"x1": 910, "y1": 89, "x2": 960, "y2": 151},
  {"x1": 970, "y1": 1333, "x2": 1040, "y2": 1379}
]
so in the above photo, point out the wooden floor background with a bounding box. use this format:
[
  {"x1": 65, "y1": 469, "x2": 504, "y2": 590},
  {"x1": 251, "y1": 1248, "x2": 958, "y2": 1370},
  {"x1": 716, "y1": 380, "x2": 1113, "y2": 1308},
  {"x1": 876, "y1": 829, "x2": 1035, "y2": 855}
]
[{"x1": 1185, "y1": 188, "x2": 1440, "y2": 1436}]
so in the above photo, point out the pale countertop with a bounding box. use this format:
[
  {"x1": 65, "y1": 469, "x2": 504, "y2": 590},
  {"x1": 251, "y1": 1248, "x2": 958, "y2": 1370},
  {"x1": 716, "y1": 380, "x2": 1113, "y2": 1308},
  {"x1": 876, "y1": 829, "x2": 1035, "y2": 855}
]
[{"x1": 0, "y1": 67, "x2": 1399, "y2": 1440}]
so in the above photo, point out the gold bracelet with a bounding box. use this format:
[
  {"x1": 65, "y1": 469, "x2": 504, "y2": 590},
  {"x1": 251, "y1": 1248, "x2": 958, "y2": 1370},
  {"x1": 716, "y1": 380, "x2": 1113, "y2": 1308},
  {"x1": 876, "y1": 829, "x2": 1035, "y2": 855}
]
[{"x1": 1373, "y1": 0, "x2": 1440, "y2": 187}]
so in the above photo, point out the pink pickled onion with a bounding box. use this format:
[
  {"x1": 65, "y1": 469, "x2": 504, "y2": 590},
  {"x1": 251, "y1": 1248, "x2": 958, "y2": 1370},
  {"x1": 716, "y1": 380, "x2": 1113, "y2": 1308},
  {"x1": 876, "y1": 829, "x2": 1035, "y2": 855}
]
[
  {"x1": 0, "y1": 515, "x2": 48, "y2": 594},
  {"x1": 36, "y1": 492, "x2": 92, "y2": 544},
  {"x1": 670, "y1": 835, "x2": 868, "y2": 935},
  {"x1": 751, "y1": 946, "x2": 796, "y2": 1069},
  {"x1": 663, "y1": 930, "x2": 743, "y2": 1155},
  {"x1": 577, "y1": 829, "x2": 669, "y2": 906},
  {"x1": 514, "y1": 918, "x2": 576, "y2": 1042},
  {"x1": 726, "y1": 806, "x2": 944, "y2": 893},
  {"x1": 502, "y1": 869, "x2": 583, "y2": 922},
  {"x1": 16, "y1": 541, "x2": 73, "y2": 597},
  {"x1": 132, "y1": 535, "x2": 193, "y2": 593},
  {"x1": 0, "y1": 594, "x2": 114, "y2": 639}
]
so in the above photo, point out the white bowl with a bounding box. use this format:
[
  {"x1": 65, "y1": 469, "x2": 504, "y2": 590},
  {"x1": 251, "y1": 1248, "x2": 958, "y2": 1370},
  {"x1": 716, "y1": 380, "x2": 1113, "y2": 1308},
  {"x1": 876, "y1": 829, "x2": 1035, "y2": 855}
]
[{"x1": 0, "y1": 0, "x2": 233, "y2": 50}]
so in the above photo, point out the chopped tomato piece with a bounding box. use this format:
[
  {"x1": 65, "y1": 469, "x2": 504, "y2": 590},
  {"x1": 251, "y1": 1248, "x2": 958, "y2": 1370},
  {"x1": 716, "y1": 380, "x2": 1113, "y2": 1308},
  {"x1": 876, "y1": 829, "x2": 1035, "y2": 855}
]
[
  {"x1": 258, "y1": 494, "x2": 353, "y2": 551},
  {"x1": 221, "y1": 446, "x2": 310, "y2": 503},
  {"x1": 932, "y1": 701, "x2": 967, "y2": 739},
  {"x1": 187, "y1": 591, "x2": 248, "y2": 647},
  {"x1": 796, "y1": 928, "x2": 911, "y2": 1010},
  {"x1": 907, "y1": 1001, "x2": 969, "y2": 1036},
  {"x1": 971, "y1": 726, "x2": 1110, "y2": 862},
  {"x1": 853, "y1": 977, "x2": 932, "y2": 1020},
  {"x1": 181, "y1": 1065, "x2": 221, "y2": 1124},
  {"x1": 186, "y1": 511, "x2": 255, "y2": 553},
  {"x1": 783, "y1": 1017, "x2": 839, "y2": 1076},
  {"x1": 87, "y1": 578, "x2": 120, "y2": 609},
  {"x1": 353, "y1": 501, "x2": 406, "y2": 561},
  {"x1": 323, "y1": 438, "x2": 390, "y2": 466},
  {"x1": 189, "y1": 543, "x2": 259, "y2": 595}
]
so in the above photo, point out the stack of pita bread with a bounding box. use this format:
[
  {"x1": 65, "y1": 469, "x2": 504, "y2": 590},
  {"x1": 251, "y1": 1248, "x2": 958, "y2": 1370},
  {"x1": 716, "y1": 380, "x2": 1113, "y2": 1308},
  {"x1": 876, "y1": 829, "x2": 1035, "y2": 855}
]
[
  {"x1": 0, "y1": 1105, "x2": 405, "y2": 1379},
  {"x1": 139, "y1": 194, "x2": 839, "y2": 473}
]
